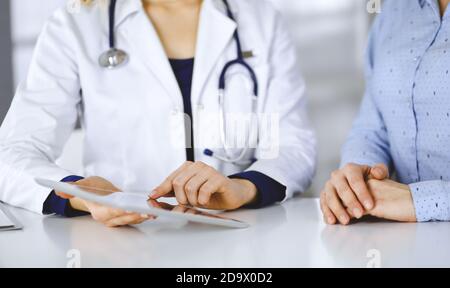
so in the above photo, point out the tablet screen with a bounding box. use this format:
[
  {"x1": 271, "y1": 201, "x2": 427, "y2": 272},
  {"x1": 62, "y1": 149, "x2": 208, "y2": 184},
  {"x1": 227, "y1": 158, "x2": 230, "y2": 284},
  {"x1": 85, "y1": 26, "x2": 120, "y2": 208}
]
[
  {"x1": 54, "y1": 181, "x2": 248, "y2": 228},
  {"x1": 147, "y1": 199, "x2": 239, "y2": 221}
]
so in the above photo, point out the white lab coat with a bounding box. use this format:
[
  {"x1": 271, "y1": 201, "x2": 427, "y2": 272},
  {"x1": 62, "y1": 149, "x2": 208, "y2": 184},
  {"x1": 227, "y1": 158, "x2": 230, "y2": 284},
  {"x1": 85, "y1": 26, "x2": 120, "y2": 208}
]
[{"x1": 0, "y1": 0, "x2": 316, "y2": 214}]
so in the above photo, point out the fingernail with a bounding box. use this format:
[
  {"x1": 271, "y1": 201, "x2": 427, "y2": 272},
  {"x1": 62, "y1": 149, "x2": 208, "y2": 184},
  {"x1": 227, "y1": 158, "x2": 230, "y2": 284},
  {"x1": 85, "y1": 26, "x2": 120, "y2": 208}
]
[
  {"x1": 353, "y1": 208, "x2": 362, "y2": 219},
  {"x1": 340, "y1": 215, "x2": 349, "y2": 224},
  {"x1": 327, "y1": 216, "x2": 334, "y2": 224},
  {"x1": 375, "y1": 167, "x2": 384, "y2": 176},
  {"x1": 141, "y1": 214, "x2": 149, "y2": 219},
  {"x1": 364, "y1": 201, "x2": 373, "y2": 210}
]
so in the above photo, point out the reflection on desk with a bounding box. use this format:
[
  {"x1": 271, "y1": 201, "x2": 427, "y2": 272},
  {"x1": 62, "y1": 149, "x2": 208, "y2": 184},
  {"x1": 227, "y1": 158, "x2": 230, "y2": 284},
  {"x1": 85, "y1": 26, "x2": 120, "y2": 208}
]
[{"x1": 0, "y1": 198, "x2": 449, "y2": 268}]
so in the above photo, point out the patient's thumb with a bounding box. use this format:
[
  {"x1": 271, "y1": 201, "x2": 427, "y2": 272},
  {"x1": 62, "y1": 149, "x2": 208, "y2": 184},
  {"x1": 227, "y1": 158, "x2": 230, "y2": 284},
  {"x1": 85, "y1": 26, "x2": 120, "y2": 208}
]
[{"x1": 370, "y1": 163, "x2": 389, "y2": 180}]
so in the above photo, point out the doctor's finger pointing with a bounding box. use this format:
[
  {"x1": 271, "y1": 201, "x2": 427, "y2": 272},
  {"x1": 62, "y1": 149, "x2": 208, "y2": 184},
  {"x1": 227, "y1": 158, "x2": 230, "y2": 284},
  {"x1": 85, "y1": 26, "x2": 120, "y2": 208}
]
[
  {"x1": 171, "y1": 162, "x2": 211, "y2": 205},
  {"x1": 151, "y1": 161, "x2": 194, "y2": 200},
  {"x1": 151, "y1": 161, "x2": 215, "y2": 205}
]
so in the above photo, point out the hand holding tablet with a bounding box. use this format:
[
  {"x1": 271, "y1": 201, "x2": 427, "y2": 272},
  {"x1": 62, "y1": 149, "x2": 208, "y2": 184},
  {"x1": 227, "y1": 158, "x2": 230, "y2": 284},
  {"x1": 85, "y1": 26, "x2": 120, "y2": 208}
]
[{"x1": 35, "y1": 178, "x2": 249, "y2": 229}]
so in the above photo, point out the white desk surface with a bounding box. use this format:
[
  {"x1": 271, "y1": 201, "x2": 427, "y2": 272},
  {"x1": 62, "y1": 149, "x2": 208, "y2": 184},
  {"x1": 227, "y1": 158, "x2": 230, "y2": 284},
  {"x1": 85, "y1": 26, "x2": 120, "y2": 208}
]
[{"x1": 1, "y1": 197, "x2": 449, "y2": 268}]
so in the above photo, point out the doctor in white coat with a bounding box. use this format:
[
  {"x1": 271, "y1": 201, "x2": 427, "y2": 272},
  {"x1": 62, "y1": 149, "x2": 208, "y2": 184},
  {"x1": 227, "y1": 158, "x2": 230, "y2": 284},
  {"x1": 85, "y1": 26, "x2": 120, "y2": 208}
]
[{"x1": 0, "y1": 0, "x2": 315, "y2": 227}]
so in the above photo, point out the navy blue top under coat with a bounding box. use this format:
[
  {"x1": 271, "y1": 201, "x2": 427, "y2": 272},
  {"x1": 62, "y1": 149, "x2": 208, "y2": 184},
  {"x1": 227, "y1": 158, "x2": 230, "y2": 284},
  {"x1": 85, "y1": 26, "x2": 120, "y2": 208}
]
[{"x1": 169, "y1": 58, "x2": 195, "y2": 161}]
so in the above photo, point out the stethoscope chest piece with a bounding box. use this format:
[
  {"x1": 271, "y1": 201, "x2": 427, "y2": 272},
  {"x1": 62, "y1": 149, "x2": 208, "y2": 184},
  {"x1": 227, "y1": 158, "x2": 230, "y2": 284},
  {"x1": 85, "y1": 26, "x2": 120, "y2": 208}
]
[{"x1": 99, "y1": 48, "x2": 129, "y2": 69}]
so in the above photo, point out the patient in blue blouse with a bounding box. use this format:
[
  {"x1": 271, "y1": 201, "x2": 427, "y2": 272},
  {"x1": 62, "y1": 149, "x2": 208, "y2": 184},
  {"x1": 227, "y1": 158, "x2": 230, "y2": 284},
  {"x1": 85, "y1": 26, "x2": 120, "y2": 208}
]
[{"x1": 321, "y1": 0, "x2": 450, "y2": 225}]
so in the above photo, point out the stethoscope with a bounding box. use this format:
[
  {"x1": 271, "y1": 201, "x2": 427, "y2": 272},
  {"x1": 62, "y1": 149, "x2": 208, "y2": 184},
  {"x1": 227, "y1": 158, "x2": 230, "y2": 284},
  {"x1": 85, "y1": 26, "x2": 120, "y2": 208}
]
[
  {"x1": 98, "y1": 0, "x2": 129, "y2": 68},
  {"x1": 99, "y1": 0, "x2": 258, "y2": 165}
]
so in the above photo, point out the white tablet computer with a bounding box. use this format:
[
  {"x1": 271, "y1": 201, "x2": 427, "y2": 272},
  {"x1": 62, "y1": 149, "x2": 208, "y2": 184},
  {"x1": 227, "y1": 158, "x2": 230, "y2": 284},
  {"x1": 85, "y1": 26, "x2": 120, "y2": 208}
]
[{"x1": 35, "y1": 178, "x2": 249, "y2": 229}]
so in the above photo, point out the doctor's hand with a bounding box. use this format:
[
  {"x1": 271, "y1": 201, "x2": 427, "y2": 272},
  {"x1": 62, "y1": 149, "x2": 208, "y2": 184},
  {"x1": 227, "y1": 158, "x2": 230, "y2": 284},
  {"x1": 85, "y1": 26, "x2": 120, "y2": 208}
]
[
  {"x1": 320, "y1": 163, "x2": 389, "y2": 225},
  {"x1": 55, "y1": 176, "x2": 153, "y2": 227},
  {"x1": 365, "y1": 179, "x2": 416, "y2": 222},
  {"x1": 150, "y1": 161, "x2": 258, "y2": 210}
]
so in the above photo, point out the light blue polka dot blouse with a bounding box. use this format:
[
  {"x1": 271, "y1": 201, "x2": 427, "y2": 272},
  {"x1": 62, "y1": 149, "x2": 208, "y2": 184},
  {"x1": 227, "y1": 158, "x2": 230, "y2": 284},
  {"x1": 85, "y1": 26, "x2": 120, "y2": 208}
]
[{"x1": 341, "y1": 0, "x2": 450, "y2": 222}]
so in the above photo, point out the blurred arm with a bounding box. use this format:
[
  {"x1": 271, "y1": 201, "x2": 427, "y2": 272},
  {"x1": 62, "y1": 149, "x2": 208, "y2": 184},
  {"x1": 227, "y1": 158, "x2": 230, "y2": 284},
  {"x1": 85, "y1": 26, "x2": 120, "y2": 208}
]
[{"x1": 0, "y1": 9, "x2": 81, "y2": 214}]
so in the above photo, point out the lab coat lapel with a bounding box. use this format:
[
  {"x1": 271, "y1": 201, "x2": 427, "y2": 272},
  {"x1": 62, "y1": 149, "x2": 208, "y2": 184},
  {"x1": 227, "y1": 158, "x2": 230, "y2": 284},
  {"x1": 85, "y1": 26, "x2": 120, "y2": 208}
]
[
  {"x1": 99, "y1": 0, "x2": 141, "y2": 45},
  {"x1": 115, "y1": 0, "x2": 142, "y2": 27},
  {"x1": 191, "y1": 0, "x2": 237, "y2": 104},
  {"x1": 121, "y1": 4, "x2": 184, "y2": 109}
]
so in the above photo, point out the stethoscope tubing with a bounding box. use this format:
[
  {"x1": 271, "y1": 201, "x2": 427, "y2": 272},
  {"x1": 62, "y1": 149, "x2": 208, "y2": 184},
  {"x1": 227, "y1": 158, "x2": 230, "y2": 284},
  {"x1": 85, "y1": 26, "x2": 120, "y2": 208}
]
[
  {"x1": 108, "y1": 0, "x2": 117, "y2": 49},
  {"x1": 102, "y1": 0, "x2": 259, "y2": 165}
]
